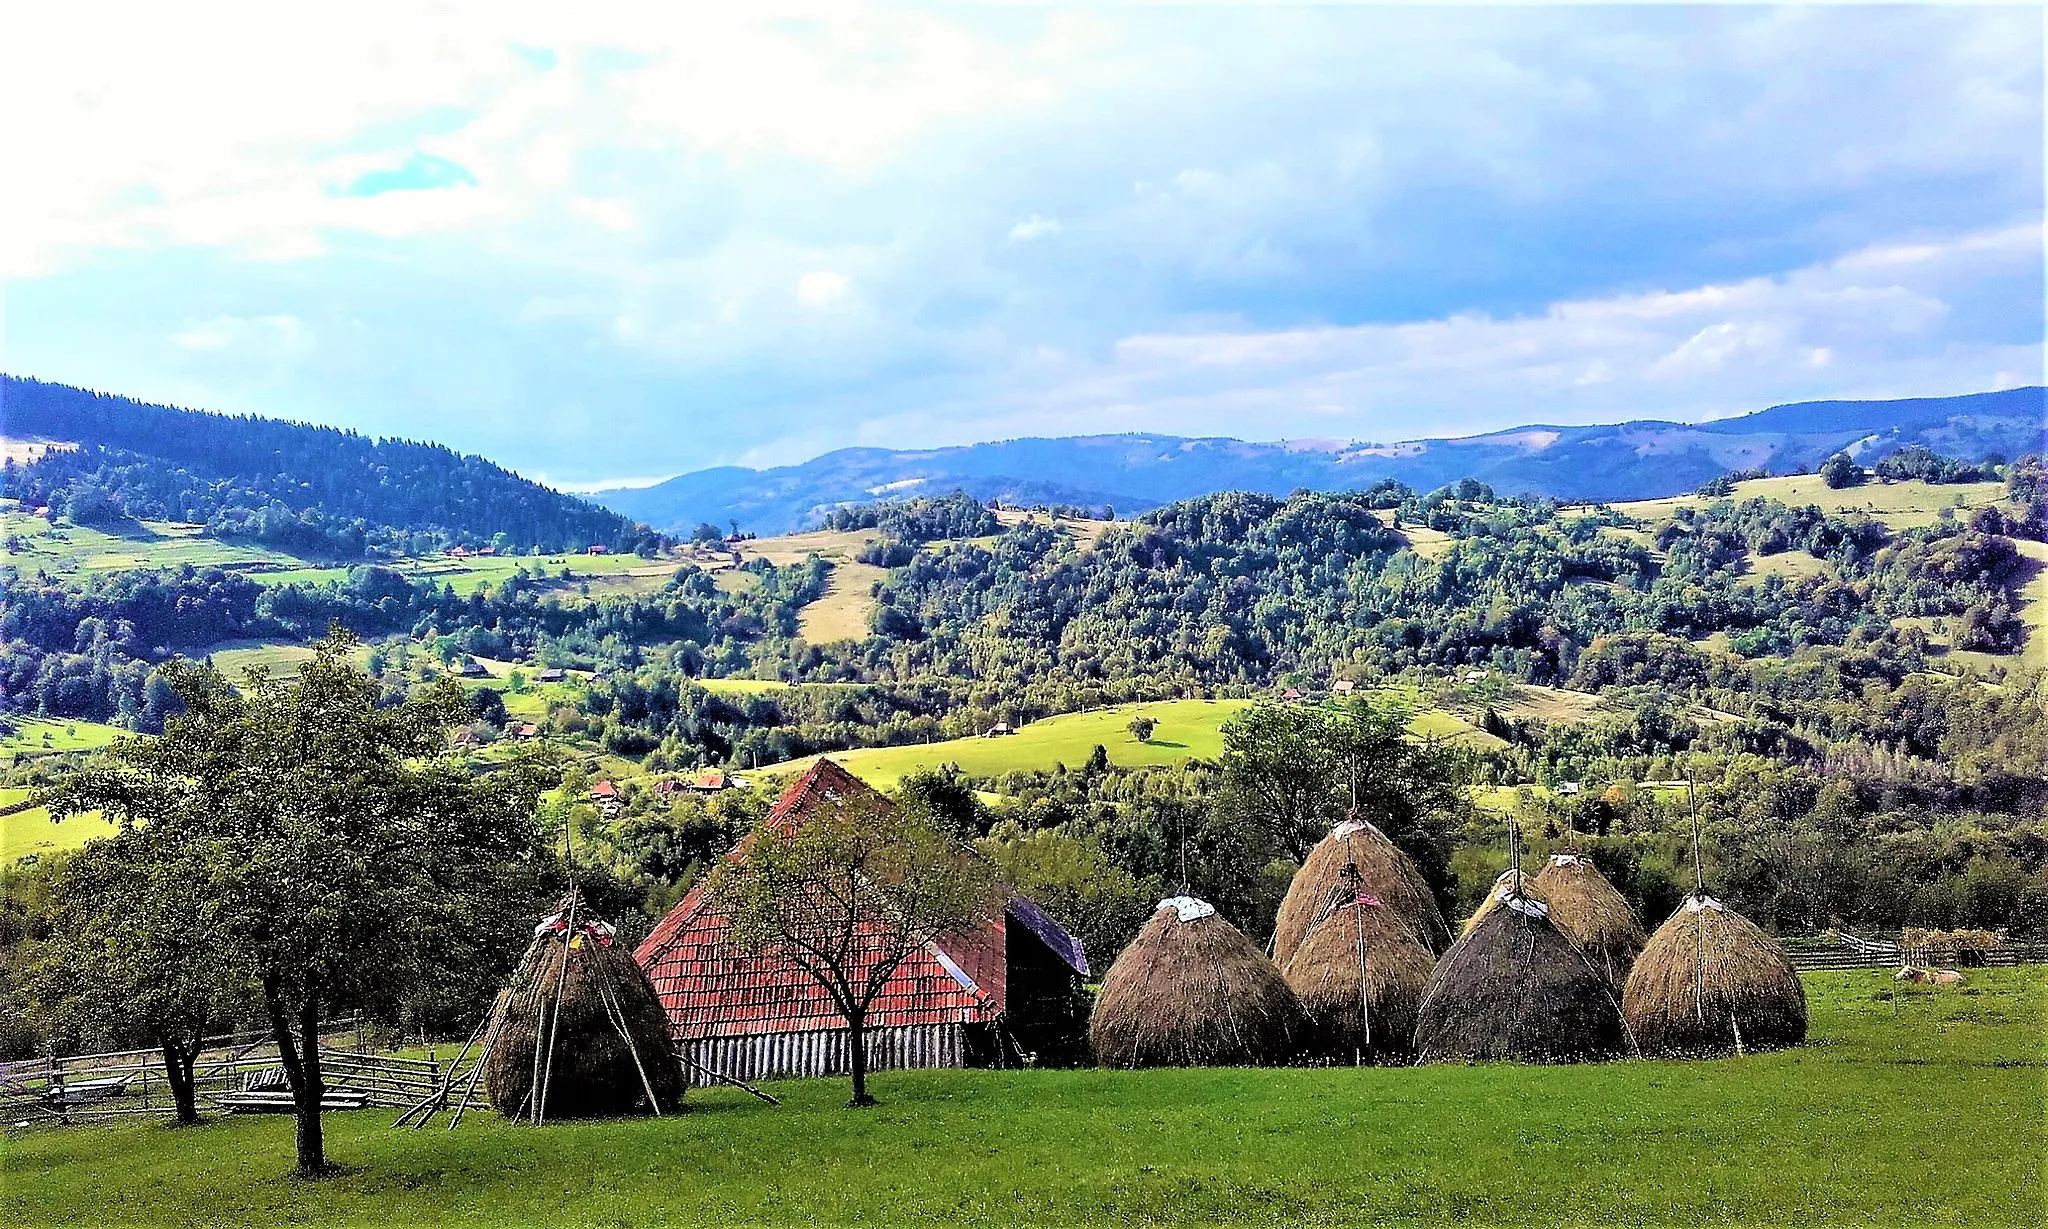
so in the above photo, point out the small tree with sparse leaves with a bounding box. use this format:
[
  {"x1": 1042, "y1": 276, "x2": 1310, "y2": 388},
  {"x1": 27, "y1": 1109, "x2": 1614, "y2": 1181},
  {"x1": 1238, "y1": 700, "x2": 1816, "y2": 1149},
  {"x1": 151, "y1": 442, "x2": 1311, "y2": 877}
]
[
  {"x1": 710, "y1": 790, "x2": 999, "y2": 1107},
  {"x1": 1127, "y1": 716, "x2": 1158, "y2": 743}
]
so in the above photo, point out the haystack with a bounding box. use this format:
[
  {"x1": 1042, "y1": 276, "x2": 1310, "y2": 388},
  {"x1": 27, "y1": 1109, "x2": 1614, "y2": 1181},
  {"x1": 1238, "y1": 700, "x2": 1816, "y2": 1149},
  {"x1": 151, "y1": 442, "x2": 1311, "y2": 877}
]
[
  {"x1": 484, "y1": 899, "x2": 685, "y2": 1119},
  {"x1": 1412, "y1": 891, "x2": 1629, "y2": 1064},
  {"x1": 1460, "y1": 869, "x2": 1542, "y2": 934},
  {"x1": 1282, "y1": 894, "x2": 1435, "y2": 1064},
  {"x1": 1273, "y1": 819, "x2": 1451, "y2": 964},
  {"x1": 1091, "y1": 896, "x2": 1310, "y2": 1068},
  {"x1": 1531, "y1": 854, "x2": 1645, "y2": 989},
  {"x1": 1622, "y1": 895, "x2": 1806, "y2": 1059}
]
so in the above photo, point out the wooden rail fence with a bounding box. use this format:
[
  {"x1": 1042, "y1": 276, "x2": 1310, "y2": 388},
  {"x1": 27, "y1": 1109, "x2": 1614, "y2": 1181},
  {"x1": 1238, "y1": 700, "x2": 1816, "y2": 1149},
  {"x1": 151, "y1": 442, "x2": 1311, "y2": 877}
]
[{"x1": 0, "y1": 1025, "x2": 459, "y2": 1128}]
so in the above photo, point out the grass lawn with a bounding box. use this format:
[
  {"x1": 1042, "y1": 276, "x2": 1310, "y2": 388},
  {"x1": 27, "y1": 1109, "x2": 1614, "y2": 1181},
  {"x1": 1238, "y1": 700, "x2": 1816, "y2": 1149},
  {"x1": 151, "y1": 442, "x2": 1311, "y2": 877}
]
[
  {"x1": 3, "y1": 969, "x2": 2042, "y2": 1227},
  {"x1": 0, "y1": 787, "x2": 116, "y2": 862},
  {"x1": 253, "y1": 552, "x2": 668, "y2": 596}
]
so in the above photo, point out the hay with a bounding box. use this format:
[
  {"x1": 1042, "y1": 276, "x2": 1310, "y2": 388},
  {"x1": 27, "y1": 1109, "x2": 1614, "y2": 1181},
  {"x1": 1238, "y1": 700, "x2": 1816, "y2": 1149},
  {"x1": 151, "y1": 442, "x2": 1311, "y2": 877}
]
[
  {"x1": 1090, "y1": 896, "x2": 1310, "y2": 1068},
  {"x1": 485, "y1": 904, "x2": 684, "y2": 1119},
  {"x1": 1622, "y1": 895, "x2": 1807, "y2": 1059},
  {"x1": 1412, "y1": 891, "x2": 1630, "y2": 1064},
  {"x1": 1531, "y1": 854, "x2": 1645, "y2": 989},
  {"x1": 1273, "y1": 819, "x2": 1451, "y2": 965},
  {"x1": 1461, "y1": 869, "x2": 1542, "y2": 935},
  {"x1": 1282, "y1": 896, "x2": 1435, "y2": 1064}
]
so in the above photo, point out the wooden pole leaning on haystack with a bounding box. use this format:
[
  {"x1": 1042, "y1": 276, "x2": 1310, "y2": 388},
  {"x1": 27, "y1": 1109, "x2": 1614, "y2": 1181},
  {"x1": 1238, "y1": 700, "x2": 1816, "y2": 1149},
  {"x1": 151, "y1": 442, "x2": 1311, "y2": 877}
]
[
  {"x1": 1619, "y1": 772, "x2": 1808, "y2": 1060},
  {"x1": 1411, "y1": 815, "x2": 1629, "y2": 1064}
]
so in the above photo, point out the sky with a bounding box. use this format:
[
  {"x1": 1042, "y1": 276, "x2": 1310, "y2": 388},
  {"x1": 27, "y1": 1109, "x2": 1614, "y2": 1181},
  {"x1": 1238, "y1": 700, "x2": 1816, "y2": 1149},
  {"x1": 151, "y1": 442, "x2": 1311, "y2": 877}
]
[{"x1": 3, "y1": 3, "x2": 2041, "y2": 490}]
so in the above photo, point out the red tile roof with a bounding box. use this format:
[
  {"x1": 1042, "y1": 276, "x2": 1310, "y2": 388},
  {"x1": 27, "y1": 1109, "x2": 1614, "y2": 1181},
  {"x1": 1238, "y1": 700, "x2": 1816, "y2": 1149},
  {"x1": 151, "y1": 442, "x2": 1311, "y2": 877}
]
[{"x1": 635, "y1": 760, "x2": 1073, "y2": 1039}]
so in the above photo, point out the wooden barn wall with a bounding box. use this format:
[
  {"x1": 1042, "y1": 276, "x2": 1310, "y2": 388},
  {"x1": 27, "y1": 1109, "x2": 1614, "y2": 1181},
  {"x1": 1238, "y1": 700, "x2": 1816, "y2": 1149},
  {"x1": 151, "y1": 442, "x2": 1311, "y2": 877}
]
[{"x1": 681, "y1": 1024, "x2": 970, "y2": 1087}]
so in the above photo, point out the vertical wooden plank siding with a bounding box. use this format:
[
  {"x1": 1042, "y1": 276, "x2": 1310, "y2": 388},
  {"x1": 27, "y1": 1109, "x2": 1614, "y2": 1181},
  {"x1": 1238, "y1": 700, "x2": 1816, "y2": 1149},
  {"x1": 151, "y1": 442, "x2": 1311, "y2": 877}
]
[{"x1": 680, "y1": 1024, "x2": 964, "y2": 1087}]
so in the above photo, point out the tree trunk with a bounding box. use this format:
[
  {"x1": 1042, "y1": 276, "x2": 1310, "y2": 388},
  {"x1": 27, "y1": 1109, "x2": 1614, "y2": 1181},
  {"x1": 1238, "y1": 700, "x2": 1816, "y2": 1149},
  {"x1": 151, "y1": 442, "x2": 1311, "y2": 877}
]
[
  {"x1": 159, "y1": 1036, "x2": 199, "y2": 1126},
  {"x1": 294, "y1": 997, "x2": 327, "y2": 1175},
  {"x1": 263, "y1": 975, "x2": 329, "y2": 1175},
  {"x1": 845, "y1": 1006, "x2": 875, "y2": 1108}
]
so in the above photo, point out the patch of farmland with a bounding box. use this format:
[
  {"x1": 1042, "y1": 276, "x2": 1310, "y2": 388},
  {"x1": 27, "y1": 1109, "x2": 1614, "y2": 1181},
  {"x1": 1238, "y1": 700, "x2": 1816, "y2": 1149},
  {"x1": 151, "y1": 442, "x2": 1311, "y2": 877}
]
[
  {"x1": 1394, "y1": 524, "x2": 1456, "y2": 560},
  {"x1": 1739, "y1": 550, "x2": 1836, "y2": 584},
  {"x1": 0, "y1": 716, "x2": 129, "y2": 765},
  {"x1": 760, "y1": 699, "x2": 1256, "y2": 787},
  {"x1": 797, "y1": 561, "x2": 887, "y2": 644},
  {"x1": 1613, "y1": 476, "x2": 2009, "y2": 532},
  {"x1": 993, "y1": 509, "x2": 1119, "y2": 548},
  {"x1": 0, "y1": 787, "x2": 116, "y2": 862},
  {"x1": 739, "y1": 529, "x2": 877, "y2": 567},
  {"x1": 1494, "y1": 684, "x2": 1604, "y2": 724},
  {"x1": 2, "y1": 512, "x2": 317, "y2": 578}
]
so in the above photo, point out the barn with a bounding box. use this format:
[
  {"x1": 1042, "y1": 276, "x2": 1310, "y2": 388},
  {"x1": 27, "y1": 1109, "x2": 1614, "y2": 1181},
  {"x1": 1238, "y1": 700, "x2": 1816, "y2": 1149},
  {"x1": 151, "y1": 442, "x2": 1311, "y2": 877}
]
[{"x1": 634, "y1": 760, "x2": 1092, "y2": 1084}]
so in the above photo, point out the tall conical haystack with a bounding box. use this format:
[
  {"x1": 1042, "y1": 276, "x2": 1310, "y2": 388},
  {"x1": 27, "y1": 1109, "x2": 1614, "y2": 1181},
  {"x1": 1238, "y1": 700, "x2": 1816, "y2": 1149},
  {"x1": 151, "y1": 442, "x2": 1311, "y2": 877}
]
[
  {"x1": 1412, "y1": 892, "x2": 1630, "y2": 1064},
  {"x1": 1282, "y1": 895, "x2": 1435, "y2": 1064},
  {"x1": 1274, "y1": 819, "x2": 1451, "y2": 964},
  {"x1": 1461, "y1": 868, "x2": 1542, "y2": 935},
  {"x1": 1622, "y1": 895, "x2": 1807, "y2": 1059},
  {"x1": 485, "y1": 900, "x2": 685, "y2": 1119},
  {"x1": 1532, "y1": 854, "x2": 1645, "y2": 989},
  {"x1": 1091, "y1": 896, "x2": 1310, "y2": 1068}
]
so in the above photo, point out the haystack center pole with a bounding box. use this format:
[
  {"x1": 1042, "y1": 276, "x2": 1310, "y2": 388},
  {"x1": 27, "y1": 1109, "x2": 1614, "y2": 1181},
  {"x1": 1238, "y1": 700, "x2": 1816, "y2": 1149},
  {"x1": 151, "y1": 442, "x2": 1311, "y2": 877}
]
[
  {"x1": 535, "y1": 892, "x2": 578, "y2": 1125},
  {"x1": 1685, "y1": 770, "x2": 1708, "y2": 1031},
  {"x1": 1350, "y1": 870, "x2": 1370, "y2": 1062}
]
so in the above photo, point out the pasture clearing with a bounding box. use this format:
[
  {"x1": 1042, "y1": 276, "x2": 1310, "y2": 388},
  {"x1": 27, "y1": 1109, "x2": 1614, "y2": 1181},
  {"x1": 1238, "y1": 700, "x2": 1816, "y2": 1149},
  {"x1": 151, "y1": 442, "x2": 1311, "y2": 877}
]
[
  {"x1": 994, "y1": 508, "x2": 1119, "y2": 549},
  {"x1": 764, "y1": 699, "x2": 1256, "y2": 787},
  {"x1": 0, "y1": 717, "x2": 128, "y2": 763},
  {"x1": 0, "y1": 787, "x2": 116, "y2": 863},
  {"x1": 252, "y1": 551, "x2": 668, "y2": 596},
  {"x1": 2, "y1": 513, "x2": 315, "y2": 578},
  {"x1": 798, "y1": 561, "x2": 887, "y2": 644},
  {"x1": 1739, "y1": 549, "x2": 1836, "y2": 584},
  {"x1": 1612, "y1": 476, "x2": 2009, "y2": 531},
  {"x1": 3, "y1": 969, "x2": 2041, "y2": 1228}
]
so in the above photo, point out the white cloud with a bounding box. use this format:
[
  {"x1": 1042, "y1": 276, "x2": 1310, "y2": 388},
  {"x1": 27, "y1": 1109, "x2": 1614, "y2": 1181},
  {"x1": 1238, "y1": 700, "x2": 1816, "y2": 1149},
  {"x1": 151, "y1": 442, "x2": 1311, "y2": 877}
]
[
  {"x1": 1008, "y1": 214, "x2": 1062, "y2": 242},
  {"x1": 795, "y1": 270, "x2": 850, "y2": 309},
  {"x1": 171, "y1": 314, "x2": 310, "y2": 354}
]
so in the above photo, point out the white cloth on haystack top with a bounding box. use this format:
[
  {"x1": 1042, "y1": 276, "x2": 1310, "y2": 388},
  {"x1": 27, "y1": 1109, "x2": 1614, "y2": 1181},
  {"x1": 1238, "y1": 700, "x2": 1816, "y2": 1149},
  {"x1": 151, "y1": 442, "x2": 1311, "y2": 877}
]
[
  {"x1": 1331, "y1": 819, "x2": 1383, "y2": 840},
  {"x1": 1683, "y1": 895, "x2": 1725, "y2": 914},
  {"x1": 1158, "y1": 895, "x2": 1217, "y2": 922},
  {"x1": 1501, "y1": 894, "x2": 1550, "y2": 920},
  {"x1": 1548, "y1": 853, "x2": 1589, "y2": 867}
]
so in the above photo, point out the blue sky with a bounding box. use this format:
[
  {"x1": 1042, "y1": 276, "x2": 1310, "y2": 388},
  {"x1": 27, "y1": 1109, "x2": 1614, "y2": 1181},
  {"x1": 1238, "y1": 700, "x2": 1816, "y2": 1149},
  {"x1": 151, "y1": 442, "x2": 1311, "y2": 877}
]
[{"x1": 3, "y1": 4, "x2": 2040, "y2": 489}]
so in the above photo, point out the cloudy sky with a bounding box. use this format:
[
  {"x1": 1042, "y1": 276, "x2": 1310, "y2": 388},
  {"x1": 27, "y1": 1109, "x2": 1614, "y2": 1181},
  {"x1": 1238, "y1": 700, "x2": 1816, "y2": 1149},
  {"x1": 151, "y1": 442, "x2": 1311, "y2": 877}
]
[{"x1": 4, "y1": 4, "x2": 2041, "y2": 488}]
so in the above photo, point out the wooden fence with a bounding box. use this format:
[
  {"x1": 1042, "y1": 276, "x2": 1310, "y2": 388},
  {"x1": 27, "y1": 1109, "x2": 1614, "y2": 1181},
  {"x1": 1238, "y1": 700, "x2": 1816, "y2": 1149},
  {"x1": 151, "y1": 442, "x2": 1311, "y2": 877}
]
[
  {"x1": 1783, "y1": 934, "x2": 2048, "y2": 972},
  {"x1": 0, "y1": 1025, "x2": 454, "y2": 1128}
]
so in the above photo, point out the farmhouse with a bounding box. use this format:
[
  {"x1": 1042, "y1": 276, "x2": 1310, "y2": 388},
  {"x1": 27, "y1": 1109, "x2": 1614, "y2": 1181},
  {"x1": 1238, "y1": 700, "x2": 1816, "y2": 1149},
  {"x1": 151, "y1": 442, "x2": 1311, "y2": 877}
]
[
  {"x1": 586, "y1": 544, "x2": 609, "y2": 555},
  {"x1": 535, "y1": 667, "x2": 567, "y2": 683},
  {"x1": 1331, "y1": 679, "x2": 1356, "y2": 695},
  {"x1": 635, "y1": 761, "x2": 1091, "y2": 1084},
  {"x1": 984, "y1": 722, "x2": 1015, "y2": 738}
]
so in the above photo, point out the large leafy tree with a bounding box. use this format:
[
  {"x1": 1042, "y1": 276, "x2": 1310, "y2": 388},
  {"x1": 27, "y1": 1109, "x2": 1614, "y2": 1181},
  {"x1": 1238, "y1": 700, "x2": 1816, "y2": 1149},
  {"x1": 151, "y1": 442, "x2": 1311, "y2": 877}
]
[
  {"x1": 710, "y1": 789, "x2": 1000, "y2": 1107},
  {"x1": 27, "y1": 829, "x2": 252, "y2": 1125},
  {"x1": 1218, "y1": 698, "x2": 1469, "y2": 907},
  {"x1": 42, "y1": 632, "x2": 552, "y2": 1174}
]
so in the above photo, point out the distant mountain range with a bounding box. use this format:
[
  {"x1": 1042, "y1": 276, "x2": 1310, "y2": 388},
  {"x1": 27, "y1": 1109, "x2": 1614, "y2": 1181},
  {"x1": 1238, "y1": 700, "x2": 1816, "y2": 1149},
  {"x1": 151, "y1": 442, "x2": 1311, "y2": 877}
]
[{"x1": 595, "y1": 387, "x2": 2047, "y2": 534}]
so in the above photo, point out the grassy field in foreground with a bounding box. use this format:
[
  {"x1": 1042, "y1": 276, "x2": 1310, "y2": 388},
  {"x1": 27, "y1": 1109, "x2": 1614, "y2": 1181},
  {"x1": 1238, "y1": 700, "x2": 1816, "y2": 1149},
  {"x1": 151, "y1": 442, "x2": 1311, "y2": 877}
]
[{"x1": 3, "y1": 969, "x2": 2041, "y2": 1228}]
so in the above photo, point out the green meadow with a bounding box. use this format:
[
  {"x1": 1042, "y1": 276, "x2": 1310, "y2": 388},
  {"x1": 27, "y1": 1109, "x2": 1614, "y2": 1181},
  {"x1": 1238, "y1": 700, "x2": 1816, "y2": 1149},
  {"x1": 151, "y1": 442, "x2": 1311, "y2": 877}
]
[
  {"x1": 0, "y1": 787, "x2": 115, "y2": 862},
  {"x1": 761, "y1": 695, "x2": 1507, "y2": 788},
  {"x1": 3, "y1": 969, "x2": 2041, "y2": 1228}
]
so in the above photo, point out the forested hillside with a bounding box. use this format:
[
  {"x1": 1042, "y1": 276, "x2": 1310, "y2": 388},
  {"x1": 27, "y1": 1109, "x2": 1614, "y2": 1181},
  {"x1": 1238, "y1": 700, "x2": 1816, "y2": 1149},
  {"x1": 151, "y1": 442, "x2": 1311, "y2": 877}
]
[{"x1": 0, "y1": 376, "x2": 662, "y2": 557}]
